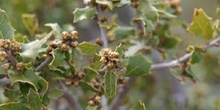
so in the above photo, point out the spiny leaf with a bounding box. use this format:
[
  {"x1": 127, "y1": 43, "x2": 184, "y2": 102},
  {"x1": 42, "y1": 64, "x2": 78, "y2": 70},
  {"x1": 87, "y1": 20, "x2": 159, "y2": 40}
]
[
  {"x1": 114, "y1": 27, "x2": 135, "y2": 39},
  {"x1": 48, "y1": 88, "x2": 63, "y2": 99},
  {"x1": 38, "y1": 77, "x2": 48, "y2": 97},
  {"x1": 73, "y1": 7, "x2": 96, "y2": 23},
  {"x1": 45, "y1": 23, "x2": 62, "y2": 39},
  {"x1": 9, "y1": 69, "x2": 39, "y2": 91},
  {"x1": 104, "y1": 71, "x2": 118, "y2": 98},
  {"x1": 0, "y1": 8, "x2": 15, "y2": 40},
  {"x1": 190, "y1": 48, "x2": 203, "y2": 64},
  {"x1": 128, "y1": 100, "x2": 146, "y2": 110},
  {"x1": 0, "y1": 102, "x2": 29, "y2": 110},
  {"x1": 27, "y1": 89, "x2": 42, "y2": 110},
  {"x1": 187, "y1": 8, "x2": 214, "y2": 40},
  {"x1": 50, "y1": 50, "x2": 66, "y2": 67},
  {"x1": 125, "y1": 54, "x2": 151, "y2": 76},
  {"x1": 85, "y1": 106, "x2": 97, "y2": 110},
  {"x1": 80, "y1": 81, "x2": 99, "y2": 92}
]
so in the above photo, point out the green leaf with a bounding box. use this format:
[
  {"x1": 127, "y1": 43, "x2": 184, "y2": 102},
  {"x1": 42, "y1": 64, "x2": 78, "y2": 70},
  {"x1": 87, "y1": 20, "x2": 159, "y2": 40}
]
[
  {"x1": 190, "y1": 48, "x2": 203, "y2": 64},
  {"x1": 73, "y1": 7, "x2": 96, "y2": 23},
  {"x1": 84, "y1": 67, "x2": 98, "y2": 82},
  {"x1": 104, "y1": 71, "x2": 118, "y2": 98},
  {"x1": 20, "y1": 83, "x2": 31, "y2": 96},
  {"x1": 20, "y1": 26, "x2": 54, "y2": 58},
  {"x1": 22, "y1": 14, "x2": 38, "y2": 36},
  {"x1": 78, "y1": 42, "x2": 99, "y2": 55},
  {"x1": 80, "y1": 81, "x2": 99, "y2": 92},
  {"x1": 4, "y1": 88, "x2": 20, "y2": 101},
  {"x1": 113, "y1": 0, "x2": 130, "y2": 7},
  {"x1": 128, "y1": 100, "x2": 146, "y2": 110},
  {"x1": 48, "y1": 88, "x2": 63, "y2": 99},
  {"x1": 0, "y1": 8, "x2": 15, "y2": 40},
  {"x1": 0, "y1": 102, "x2": 29, "y2": 110},
  {"x1": 50, "y1": 50, "x2": 66, "y2": 67},
  {"x1": 85, "y1": 106, "x2": 97, "y2": 110},
  {"x1": 187, "y1": 8, "x2": 214, "y2": 40},
  {"x1": 27, "y1": 89, "x2": 42, "y2": 110},
  {"x1": 45, "y1": 23, "x2": 62, "y2": 39},
  {"x1": 114, "y1": 27, "x2": 135, "y2": 39},
  {"x1": 125, "y1": 54, "x2": 151, "y2": 76},
  {"x1": 9, "y1": 69, "x2": 39, "y2": 91},
  {"x1": 38, "y1": 77, "x2": 48, "y2": 97}
]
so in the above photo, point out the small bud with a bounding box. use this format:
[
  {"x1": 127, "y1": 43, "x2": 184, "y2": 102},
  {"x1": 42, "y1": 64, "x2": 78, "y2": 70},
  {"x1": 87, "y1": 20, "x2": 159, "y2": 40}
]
[
  {"x1": 65, "y1": 79, "x2": 72, "y2": 87},
  {"x1": 170, "y1": 0, "x2": 180, "y2": 7},
  {"x1": 49, "y1": 42, "x2": 58, "y2": 49},
  {"x1": 41, "y1": 54, "x2": 47, "y2": 61},
  {"x1": 131, "y1": 2, "x2": 139, "y2": 9},
  {"x1": 108, "y1": 52, "x2": 119, "y2": 59},
  {"x1": 62, "y1": 31, "x2": 69, "y2": 41},
  {"x1": 100, "y1": 57, "x2": 108, "y2": 64},
  {"x1": 3, "y1": 39, "x2": 11, "y2": 49},
  {"x1": 175, "y1": 6, "x2": 182, "y2": 15},
  {"x1": 77, "y1": 72, "x2": 85, "y2": 80},
  {"x1": 94, "y1": 95, "x2": 101, "y2": 103},
  {"x1": 107, "y1": 61, "x2": 114, "y2": 69},
  {"x1": 88, "y1": 100, "x2": 95, "y2": 106},
  {"x1": 113, "y1": 59, "x2": 120, "y2": 64},
  {"x1": 96, "y1": 38, "x2": 103, "y2": 46},
  {"x1": 103, "y1": 48, "x2": 111, "y2": 56},
  {"x1": 2, "y1": 63, "x2": 10, "y2": 70},
  {"x1": 70, "y1": 30, "x2": 78, "y2": 40},
  {"x1": 118, "y1": 77, "x2": 126, "y2": 84},
  {"x1": 11, "y1": 42, "x2": 21, "y2": 52},
  {"x1": 0, "y1": 51, "x2": 7, "y2": 62},
  {"x1": 46, "y1": 46, "x2": 53, "y2": 53},
  {"x1": 73, "y1": 80, "x2": 79, "y2": 87},
  {"x1": 16, "y1": 62, "x2": 25, "y2": 71},
  {"x1": 60, "y1": 43, "x2": 69, "y2": 52},
  {"x1": 70, "y1": 41, "x2": 79, "y2": 48},
  {"x1": 99, "y1": 16, "x2": 107, "y2": 23}
]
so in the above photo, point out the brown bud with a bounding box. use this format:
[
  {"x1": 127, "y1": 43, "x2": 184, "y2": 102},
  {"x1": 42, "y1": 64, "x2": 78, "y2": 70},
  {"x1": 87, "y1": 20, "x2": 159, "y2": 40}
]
[
  {"x1": 131, "y1": 1, "x2": 139, "y2": 9},
  {"x1": 3, "y1": 39, "x2": 11, "y2": 49},
  {"x1": 46, "y1": 46, "x2": 53, "y2": 53},
  {"x1": 108, "y1": 52, "x2": 119, "y2": 59},
  {"x1": 103, "y1": 48, "x2": 111, "y2": 56},
  {"x1": 73, "y1": 80, "x2": 79, "y2": 87},
  {"x1": 94, "y1": 95, "x2": 101, "y2": 103},
  {"x1": 2, "y1": 63, "x2": 10, "y2": 70},
  {"x1": 41, "y1": 54, "x2": 47, "y2": 61},
  {"x1": 49, "y1": 42, "x2": 58, "y2": 49},
  {"x1": 100, "y1": 16, "x2": 107, "y2": 23},
  {"x1": 0, "y1": 51, "x2": 7, "y2": 61},
  {"x1": 170, "y1": 0, "x2": 180, "y2": 7},
  {"x1": 88, "y1": 100, "x2": 95, "y2": 106},
  {"x1": 60, "y1": 43, "x2": 69, "y2": 52},
  {"x1": 118, "y1": 77, "x2": 126, "y2": 84},
  {"x1": 77, "y1": 72, "x2": 85, "y2": 80},
  {"x1": 65, "y1": 79, "x2": 72, "y2": 87},
  {"x1": 96, "y1": 38, "x2": 103, "y2": 46},
  {"x1": 107, "y1": 61, "x2": 114, "y2": 69},
  {"x1": 175, "y1": 6, "x2": 182, "y2": 15},
  {"x1": 62, "y1": 31, "x2": 69, "y2": 41},
  {"x1": 11, "y1": 42, "x2": 21, "y2": 52},
  {"x1": 70, "y1": 41, "x2": 79, "y2": 48},
  {"x1": 70, "y1": 30, "x2": 78, "y2": 40},
  {"x1": 16, "y1": 62, "x2": 25, "y2": 71},
  {"x1": 100, "y1": 57, "x2": 108, "y2": 64}
]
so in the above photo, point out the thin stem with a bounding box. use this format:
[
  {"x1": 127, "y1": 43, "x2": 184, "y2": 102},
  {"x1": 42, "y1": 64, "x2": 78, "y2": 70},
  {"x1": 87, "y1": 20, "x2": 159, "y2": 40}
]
[
  {"x1": 59, "y1": 81, "x2": 83, "y2": 110},
  {"x1": 97, "y1": 5, "x2": 108, "y2": 48},
  {"x1": 35, "y1": 55, "x2": 53, "y2": 72}
]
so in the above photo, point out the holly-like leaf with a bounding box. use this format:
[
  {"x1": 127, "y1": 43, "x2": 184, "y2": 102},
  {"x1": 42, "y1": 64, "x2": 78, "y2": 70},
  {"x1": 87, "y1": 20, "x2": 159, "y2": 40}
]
[
  {"x1": 104, "y1": 71, "x2": 118, "y2": 98},
  {"x1": 78, "y1": 42, "x2": 99, "y2": 55},
  {"x1": 9, "y1": 69, "x2": 39, "y2": 91},
  {"x1": 187, "y1": 8, "x2": 214, "y2": 40},
  {"x1": 22, "y1": 14, "x2": 38, "y2": 36},
  {"x1": 45, "y1": 23, "x2": 62, "y2": 39},
  {"x1": 73, "y1": 7, "x2": 96, "y2": 23},
  {"x1": 20, "y1": 24, "x2": 54, "y2": 58},
  {"x1": 48, "y1": 88, "x2": 63, "y2": 99},
  {"x1": 50, "y1": 50, "x2": 66, "y2": 67},
  {"x1": 128, "y1": 100, "x2": 146, "y2": 110},
  {"x1": 0, "y1": 8, "x2": 15, "y2": 40},
  {"x1": 114, "y1": 27, "x2": 135, "y2": 39},
  {"x1": 113, "y1": 0, "x2": 130, "y2": 7},
  {"x1": 27, "y1": 89, "x2": 42, "y2": 110},
  {"x1": 125, "y1": 54, "x2": 151, "y2": 76},
  {"x1": 84, "y1": 67, "x2": 98, "y2": 82},
  {"x1": 38, "y1": 77, "x2": 48, "y2": 97},
  {"x1": 0, "y1": 102, "x2": 29, "y2": 110}
]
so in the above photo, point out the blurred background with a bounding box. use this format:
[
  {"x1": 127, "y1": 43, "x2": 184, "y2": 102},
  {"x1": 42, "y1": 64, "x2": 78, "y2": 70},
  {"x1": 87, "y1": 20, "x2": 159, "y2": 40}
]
[{"x1": 1, "y1": 0, "x2": 220, "y2": 110}]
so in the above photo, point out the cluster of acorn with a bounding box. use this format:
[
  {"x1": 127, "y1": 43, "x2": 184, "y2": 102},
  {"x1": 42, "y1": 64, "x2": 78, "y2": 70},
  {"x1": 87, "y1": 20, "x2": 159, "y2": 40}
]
[
  {"x1": 0, "y1": 39, "x2": 25, "y2": 71},
  {"x1": 65, "y1": 72, "x2": 85, "y2": 87},
  {"x1": 88, "y1": 94, "x2": 102, "y2": 106},
  {"x1": 46, "y1": 30, "x2": 79, "y2": 54},
  {"x1": 131, "y1": 0, "x2": 139, "y2": 9},
  {"x1": 99, "y1": 48, "x2": 120, "y2": 69}
]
